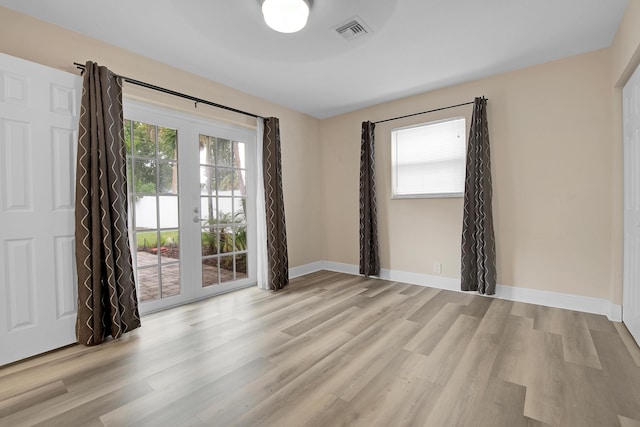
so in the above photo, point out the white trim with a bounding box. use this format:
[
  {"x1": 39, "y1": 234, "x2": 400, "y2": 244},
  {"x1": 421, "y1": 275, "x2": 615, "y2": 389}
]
[
  {"x1": 391, "y1": 192, "x2": 463, "y2": 200},
  {"x1": 288, "y1": 261, "x2": 623, "y2": 322},
  {"x1": 124, "y1": 98, "x2": 255, "y2": 141},
  {"x1": 324, "y1": 261, "x2": 359, "y2": 275},
  {"x1": 140, "y1": 282, "x2": 255, "y2": 316},
  {"x1": 256, "y1": 118, "x2": 269, "y2": 290},
  {"x1": 493, "y1": 283, "x2": 622, "y2": 322},
  {"x1": 609, "y1": 305, "x2": 623, "y2": 323},
  {"x1": 379, "y1": 268, "x2": 459, "y2": 291},
  {"x1": 289, "y1": 261, "x2": 325, "y2": 279}
]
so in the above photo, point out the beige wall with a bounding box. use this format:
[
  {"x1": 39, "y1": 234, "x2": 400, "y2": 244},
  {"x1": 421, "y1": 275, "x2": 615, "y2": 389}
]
[
  {"x1": 0, "y1": 7, "x2": 324, "y2": 268},
  {"x1": 321, "y1": 49, "x2": 615, "y2": 300}
]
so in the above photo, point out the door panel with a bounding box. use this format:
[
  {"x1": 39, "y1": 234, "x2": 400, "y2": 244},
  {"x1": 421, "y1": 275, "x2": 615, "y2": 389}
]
[
  {"x1": 0, "y1": 53, "x2": 81, "y2": 366},
  {"x1": 197, "y1": 133, "x2": 250, "y2": 289},
  {"x1": 623, "y1": 62, "x2": 640, "y2": 346}
]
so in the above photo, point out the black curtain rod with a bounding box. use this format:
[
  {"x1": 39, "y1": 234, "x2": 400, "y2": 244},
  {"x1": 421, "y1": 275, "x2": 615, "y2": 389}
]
[
  {"x1": 74, "y1": 62, "x2": 265, "y2": 120},
  {"x1": 373, "y1": 99, "x2": 483, "y2": 124}
]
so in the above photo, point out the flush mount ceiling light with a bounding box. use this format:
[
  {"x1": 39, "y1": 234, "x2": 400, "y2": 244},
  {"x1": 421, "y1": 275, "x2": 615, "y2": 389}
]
[{"x1": 262, "y1": 0, "x2": 310, "y2": 33}]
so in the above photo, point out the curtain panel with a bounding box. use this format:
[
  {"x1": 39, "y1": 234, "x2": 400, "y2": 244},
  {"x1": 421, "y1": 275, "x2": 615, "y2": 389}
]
[
  {"x1": 262, "y1": 117, "x2": 289, "y2": 290},
  {"x1": 461, "y1": 97, "x2": 496, "y2": 294},
  {"x1": 359, "y1": 121, "x2": 380, "y2": 277},
  {"x1": 75, "y1": 61, "x2": 141, "y2": 345}
]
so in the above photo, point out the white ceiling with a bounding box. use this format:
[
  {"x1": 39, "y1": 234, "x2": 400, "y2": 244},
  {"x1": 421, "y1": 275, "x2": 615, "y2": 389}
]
[{"x1": 0, "y1": 0, "x2": 628, "y2": 119}]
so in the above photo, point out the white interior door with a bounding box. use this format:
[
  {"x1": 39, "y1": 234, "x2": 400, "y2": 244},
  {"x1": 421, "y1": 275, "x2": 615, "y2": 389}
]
[
  {"x1": 0, "y1": 53, "x2": 82, "y2": 366},
  {"x1": 623, "y1": 62, "x2": 640, "y2": 346}
]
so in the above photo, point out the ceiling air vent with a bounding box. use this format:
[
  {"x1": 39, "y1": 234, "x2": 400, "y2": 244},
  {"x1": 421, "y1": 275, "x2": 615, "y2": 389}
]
[{"x1": 335, "y1": 17, "x2": 370, "y2": 41}]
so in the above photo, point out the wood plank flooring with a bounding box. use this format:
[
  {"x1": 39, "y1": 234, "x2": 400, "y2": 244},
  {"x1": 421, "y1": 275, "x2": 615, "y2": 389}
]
[{"x1": 1, "y1": 270, "x2": 639, "y2": 426}]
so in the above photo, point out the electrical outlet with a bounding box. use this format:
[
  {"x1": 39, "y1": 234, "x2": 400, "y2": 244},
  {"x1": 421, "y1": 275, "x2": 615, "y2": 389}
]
[{"x1": 433, "y1": 262, "x2": 442, "y2": 274}]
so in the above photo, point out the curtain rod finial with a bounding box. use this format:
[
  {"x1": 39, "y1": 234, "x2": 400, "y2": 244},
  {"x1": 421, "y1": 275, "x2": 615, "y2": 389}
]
[{"x1": 74, "y1": 62, "x2": 86, "y2": 76}]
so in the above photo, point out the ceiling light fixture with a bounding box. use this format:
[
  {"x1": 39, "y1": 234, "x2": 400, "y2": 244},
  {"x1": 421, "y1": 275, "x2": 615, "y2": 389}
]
[{"x1": 262, "y1": 0, "x2": 310, "y2": 34}]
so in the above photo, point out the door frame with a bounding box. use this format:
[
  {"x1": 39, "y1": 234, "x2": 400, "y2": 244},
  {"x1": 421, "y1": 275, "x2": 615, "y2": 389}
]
[
  {"x1": 123, "y1": 99, "x2": 257, "y2": 314},
  {"x1": 623, "y1": 63, "x2": 640, "y2": 346}
]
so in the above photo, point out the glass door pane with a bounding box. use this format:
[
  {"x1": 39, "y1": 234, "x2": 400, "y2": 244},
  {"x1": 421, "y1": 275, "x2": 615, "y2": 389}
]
[
  {"x1": 125, "y1": 119, "x2": 181, "y2": 303},
  {"x1": 198, "y1": 135, "x2": 248, "y2": 287}
]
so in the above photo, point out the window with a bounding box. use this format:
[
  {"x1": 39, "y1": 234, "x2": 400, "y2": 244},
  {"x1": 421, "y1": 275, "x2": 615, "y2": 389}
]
[{"x1": 391, "y1": 117, "x2": 466, "y2": 198}]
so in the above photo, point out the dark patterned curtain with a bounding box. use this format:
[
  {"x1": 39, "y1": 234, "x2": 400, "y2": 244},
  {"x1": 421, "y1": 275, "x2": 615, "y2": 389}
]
[
  {"x1": 75, "y1": 61, "x2": 140, "y2": 345},
  {"x1": 263, "y1": 117, "x2": 289, "y2": 290},
  {"x1": 359, "y1": 121, "x2": 380, "y2": 277},
  {"x1": 461, "y1": 97, "x2": 496, "y2": 294}
]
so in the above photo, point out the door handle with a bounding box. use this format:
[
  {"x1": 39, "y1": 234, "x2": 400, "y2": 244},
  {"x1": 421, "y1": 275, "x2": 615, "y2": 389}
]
[{"x1": 193, "y1": 207, "x2": 207, "y2": 223}]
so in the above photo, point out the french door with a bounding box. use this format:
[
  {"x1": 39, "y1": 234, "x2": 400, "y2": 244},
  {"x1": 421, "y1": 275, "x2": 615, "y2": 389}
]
[{"x1": 123, "y1": 100, "x2": 256, "y2": 313}]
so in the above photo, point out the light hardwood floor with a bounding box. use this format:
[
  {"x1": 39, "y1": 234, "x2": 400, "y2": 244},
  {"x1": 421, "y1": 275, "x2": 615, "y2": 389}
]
[{"x1": 1, "y1": 271, "x2": 640, "y2": 426}]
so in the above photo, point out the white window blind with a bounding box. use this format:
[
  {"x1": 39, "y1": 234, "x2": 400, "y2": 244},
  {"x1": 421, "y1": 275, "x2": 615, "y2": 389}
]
[{"x1": 392, "y1": 117, "x2": 466, "y2": 198}]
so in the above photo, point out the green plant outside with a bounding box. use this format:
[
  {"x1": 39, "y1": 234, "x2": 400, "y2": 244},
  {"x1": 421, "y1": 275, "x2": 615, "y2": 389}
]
[
  {"x1": 136, "y1": 230, "x2": 179, "y2": 249},
  {"x1": 136, "y1": 223, "x2": 245, "y2": 253},
  {"x1": 200, "y1": 210, "x2": 247, "y2": 255}
]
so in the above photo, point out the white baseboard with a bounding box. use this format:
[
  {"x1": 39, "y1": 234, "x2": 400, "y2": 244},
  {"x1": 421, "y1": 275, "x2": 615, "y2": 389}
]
[
  {"x1": 323, "y1": 261, "x2": 359, "y2": 275},
  {"x1": 379, "y1": 268, "x2": 460, "y2": 292},
  {"x1": 493, "y1": 282, "x2": 622, "y2": 322},
  {"x1": 289, "y1": 261, "x2": 325, "y2": 279},
  {"x1": 290, "y1": 261, "x2": 623, "y2": 322},
  {"x1": 609, "y1": 305, "x2": 623, "y2": 322}
]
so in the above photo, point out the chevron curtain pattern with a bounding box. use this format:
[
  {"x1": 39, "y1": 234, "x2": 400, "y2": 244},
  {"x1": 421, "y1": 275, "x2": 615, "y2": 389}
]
[
  {"x1": 461, "y1": 97, "x2": 496, "y2": 294},
  {"x1": 75, "y1": 62, "x2": 141, "y2": 345},
  {"x1": 262, "y1": 117, "x2": 289, "y2": 290},
  {"x1": 359, "y1": 121, "x2": 380, "y2": 277}
]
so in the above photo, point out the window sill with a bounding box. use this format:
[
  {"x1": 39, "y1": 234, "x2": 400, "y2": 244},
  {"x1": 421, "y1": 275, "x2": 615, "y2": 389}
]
[{"x1": 391, "y1": 192, "x2": 463, "y2": 199}]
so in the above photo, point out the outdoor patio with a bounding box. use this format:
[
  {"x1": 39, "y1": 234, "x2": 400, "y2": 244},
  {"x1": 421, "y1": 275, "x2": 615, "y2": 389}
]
[{"x1": 135, "y1": 252, "x2": 241, "y2": 302}]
